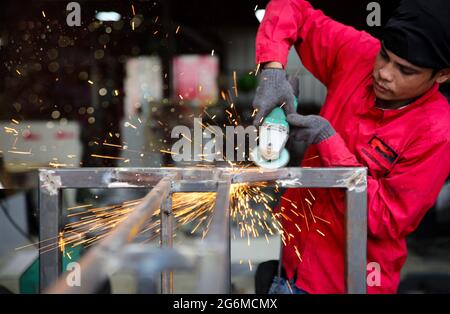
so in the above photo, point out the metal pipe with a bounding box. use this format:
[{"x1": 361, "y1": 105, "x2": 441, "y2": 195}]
[
  {"x1": 45, "y1": 177, "x2": 173, "y2": 294},
  {"x1": 172, "y1": 180, "x2": 218, "y2": 192},
  {"x1": 160, "y1": 192, "x2": 174, "y2": 293},
  {"x1": 345, "y1": 172, "x2": 368, "y2": 294},
  {"x1": 232, "y1": 167, "x2": 367, "y2": 188},
  {"x1": 197, "y1": 176, "x2": 232, "y2": 294},
  {"x1": 39, "y1": 170, "x2": 63, "y2": 292}
]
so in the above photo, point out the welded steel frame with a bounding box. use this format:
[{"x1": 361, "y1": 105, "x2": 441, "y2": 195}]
[{"x1": 38, "y1": 167, "x2": 367, "y2": 294}]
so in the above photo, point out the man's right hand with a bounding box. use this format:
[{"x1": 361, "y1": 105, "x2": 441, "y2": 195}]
[{"x1": 252, "y1": 67, "x2": 297, "y2": 126}]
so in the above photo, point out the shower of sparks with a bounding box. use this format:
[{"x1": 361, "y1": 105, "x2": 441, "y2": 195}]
[
  {"x1": 14, "y1": 68, "x2": 330, "y2": 274},
  {"x1": 34, "y1": 180, "x2": 286, "y2": 257},
  {"x1": 20, "y1": 159, "x2": 330, "y2": 272},
  {"x1": 32, "y1": 167, "x2": 332, "y2": 268}
]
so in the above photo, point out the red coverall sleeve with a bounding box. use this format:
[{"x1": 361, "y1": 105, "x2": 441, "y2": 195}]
[
  {"x1": 315, "y1": 133, "x2": 450, "y2": 239},
  {"x1": 256, "y1": 0, "x2": 375, "y2": 86}
]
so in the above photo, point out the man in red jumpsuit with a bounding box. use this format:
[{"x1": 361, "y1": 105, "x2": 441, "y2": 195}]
[{"x1": 252, "y1": 0, "x2": 450, "y2": 293}]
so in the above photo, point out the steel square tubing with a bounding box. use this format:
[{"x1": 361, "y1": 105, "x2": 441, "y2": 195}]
[
  {"x1": 197, "y1": 176, "x2": 232, "y2": 294},
  {"x1": 45, "y1": 176, "x2": 172, "y2": 293},
  {"x1": 234, "y1": 167, "x2": 368, "y2": 293},
  {"x1": 39, "y1": 167, "x2": 367, "y2": 293},
  {"x1": 160, "y1": 192, "x2": 173, "y2": 293},
  {"x1": 38, "y1": 168, "x2": 219, "y2": 292},
  {"x1": 234, "y1": 167, "x2": 367, "y2": 293}
]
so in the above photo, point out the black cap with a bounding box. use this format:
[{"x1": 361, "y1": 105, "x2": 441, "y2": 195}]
[{"x1": 383, "y1": 0, "x2": 450, "y2": 69}]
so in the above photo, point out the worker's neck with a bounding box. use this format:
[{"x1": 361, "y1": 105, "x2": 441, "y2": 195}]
[{"x1": 375, "y1": 98, "x2": 413, "y2": 110}]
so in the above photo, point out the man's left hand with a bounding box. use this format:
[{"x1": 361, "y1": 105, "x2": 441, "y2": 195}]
[{"x1": 286, "y1": 114, "x2": 336, "y2": 145}]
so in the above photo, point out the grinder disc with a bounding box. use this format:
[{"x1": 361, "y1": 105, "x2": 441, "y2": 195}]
[{"x1": 250, "y1": 147, "x2": 290, "y2": 169}]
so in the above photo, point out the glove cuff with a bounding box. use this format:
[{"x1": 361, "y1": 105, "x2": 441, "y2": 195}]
[
  {"x1": 261, "y1": 68, "x2": 287, "y2": 85},
  {"x1": 316, "y1": 124, "x2": 336, "y2": 144}
]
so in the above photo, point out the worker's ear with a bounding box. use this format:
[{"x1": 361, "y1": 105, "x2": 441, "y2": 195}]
[{"x1": 435, "y1": 69, "x2": 450, "y2": 84}]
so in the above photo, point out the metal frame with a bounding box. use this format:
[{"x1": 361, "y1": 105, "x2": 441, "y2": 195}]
[{"x1": 38, "y1": 167, "x2": 367, "y2": 294}]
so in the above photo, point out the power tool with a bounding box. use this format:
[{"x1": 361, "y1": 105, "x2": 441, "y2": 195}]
[{"x1": 250, "y1": 98, "x2": 298, "y2": 169}]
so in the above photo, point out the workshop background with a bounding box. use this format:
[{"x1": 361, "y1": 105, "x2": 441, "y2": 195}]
[{"x1": 0, "y1": 0, "x2": 449, "y2": 294}]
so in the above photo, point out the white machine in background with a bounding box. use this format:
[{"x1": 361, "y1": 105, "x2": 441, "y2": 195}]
[{"x1": 0, "y1": 120, "x2": 81, "y2": 171}]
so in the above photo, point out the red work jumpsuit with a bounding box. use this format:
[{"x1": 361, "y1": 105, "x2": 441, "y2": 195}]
[{"x1": 256, "y1": 0, "x2": 450, "y2": 293}]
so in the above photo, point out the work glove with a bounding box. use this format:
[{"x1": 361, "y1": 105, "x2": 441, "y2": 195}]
[
  {"x1": 286, "y1": 114, "x2": 336, "y2": 145},
  {"x1": 252, "y1": 68, "x2": 297, "y2": 126},
  {"x1": 287, "y1": 74, "x2": 300, "y2": 99}
]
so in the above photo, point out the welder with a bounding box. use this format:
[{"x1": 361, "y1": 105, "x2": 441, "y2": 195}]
[{"x1": 252, "y1": 0, "x2": 450, "y2": 293}]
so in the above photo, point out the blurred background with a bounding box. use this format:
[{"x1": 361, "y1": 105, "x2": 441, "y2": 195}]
[{"x1": 0, "y1": 0, "x2": 449, "y2": 294}]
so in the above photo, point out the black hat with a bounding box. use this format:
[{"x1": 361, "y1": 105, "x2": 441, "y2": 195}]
[{"x1": 383, "y1": 0, "x2": 450, "y2": 69}]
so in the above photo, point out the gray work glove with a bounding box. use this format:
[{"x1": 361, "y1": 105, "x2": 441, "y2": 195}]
[
  {"x1": 252, "y1": 68, "x2": 297, "y2": 126},
  {"x1": 287, "y1": 74, "x2": 300, "y2": 99},
  {"x1": 286, "y1": 114, "x2": 336, "y2": 145}
]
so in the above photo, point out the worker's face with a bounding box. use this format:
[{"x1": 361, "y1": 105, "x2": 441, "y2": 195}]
[{"x1": 373, "y1": 44, "x2": 450, "y2": 102}]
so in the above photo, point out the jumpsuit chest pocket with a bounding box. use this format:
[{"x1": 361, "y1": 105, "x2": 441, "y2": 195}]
[{"x1": 358, "y1": 135, "x2": 400, "y2": 178}]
